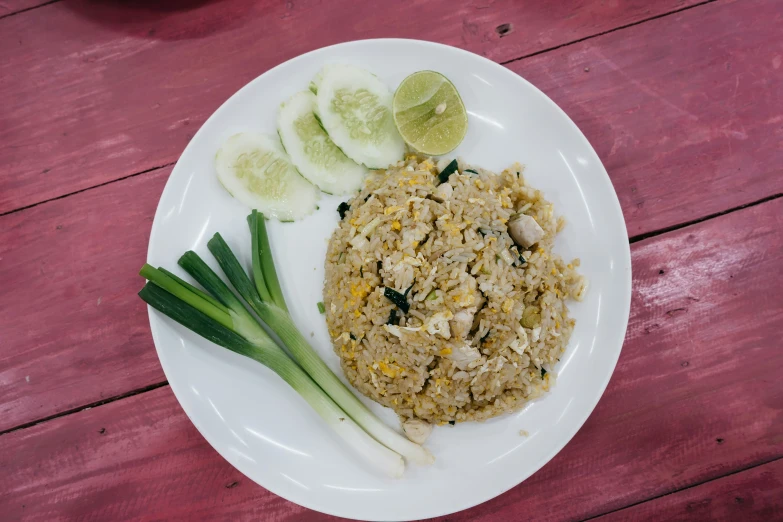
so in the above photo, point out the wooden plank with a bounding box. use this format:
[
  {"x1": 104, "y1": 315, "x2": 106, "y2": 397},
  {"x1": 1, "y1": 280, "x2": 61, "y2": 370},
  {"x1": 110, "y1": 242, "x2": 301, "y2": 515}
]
[
  {"x1": 1, "y1": 197, "x2": 780, "y2": 520},
  {"x1": 596, "y1": 459, "x2": 783, "y2": 521},
  {"x1": 0, "y1": 168, "x2": 169, "y2": 432},
  {"x1": 507, "y1": 0, "x2": 783, "y2": 236},
  {"x1": 0, "y1": 0, "x2": 702, "y2": 214},
  {"x1": 0, "y1": 387, "x2": 319, "y2": 522},
  {"x1": 0, "y1": 0, "x2": 50, "y2": 18}
]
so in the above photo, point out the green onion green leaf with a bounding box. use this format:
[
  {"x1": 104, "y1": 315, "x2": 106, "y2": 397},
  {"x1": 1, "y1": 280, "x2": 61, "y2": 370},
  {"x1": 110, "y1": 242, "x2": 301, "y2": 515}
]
[
  {"x1": 384, "y1": 287, "x2": 410, "y2": 313},
  {"x1": 437, "y1": 159, "x2": 459, "y2": 185}
]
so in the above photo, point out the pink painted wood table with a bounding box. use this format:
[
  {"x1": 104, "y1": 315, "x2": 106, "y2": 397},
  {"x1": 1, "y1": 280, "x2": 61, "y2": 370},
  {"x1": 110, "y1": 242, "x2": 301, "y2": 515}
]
[{"x1": 1, "y1": 0, "x2": 781, "y2": 520}]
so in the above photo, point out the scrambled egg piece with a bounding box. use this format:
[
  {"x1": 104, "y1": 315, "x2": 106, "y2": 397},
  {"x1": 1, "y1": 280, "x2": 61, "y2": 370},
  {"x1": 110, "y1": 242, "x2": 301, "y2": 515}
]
[
  {"x1": 350, "y1": 280, "x2": 371, "y2": 300},
  {"x1": 378, "y1": 360, "x2": 397, "y2": 378}
]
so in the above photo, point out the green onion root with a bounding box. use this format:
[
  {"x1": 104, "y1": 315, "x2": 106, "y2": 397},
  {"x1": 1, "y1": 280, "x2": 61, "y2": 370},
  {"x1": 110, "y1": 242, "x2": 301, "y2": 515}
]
[{"x1": 260, "y1": 347, "x2": 404, "y2": 478}]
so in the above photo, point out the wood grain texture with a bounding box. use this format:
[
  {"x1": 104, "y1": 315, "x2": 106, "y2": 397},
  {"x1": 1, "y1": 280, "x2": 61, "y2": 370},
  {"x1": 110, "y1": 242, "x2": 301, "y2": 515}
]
[
  {"x1": 596, "y1": 458, "x2": 783, "y2": 521},
  {"x1": 1, "y1": 198, "x2": 781, "y2": 521},
  {"x1": 508, "y1": 0, "x2": 783, "y2": 236},
  {"x1": 0, "y1": 168, "x2": 169, "y2": 432},
  {"x1": 0, "y1": 0, "x2": 701, "y2": 214}
]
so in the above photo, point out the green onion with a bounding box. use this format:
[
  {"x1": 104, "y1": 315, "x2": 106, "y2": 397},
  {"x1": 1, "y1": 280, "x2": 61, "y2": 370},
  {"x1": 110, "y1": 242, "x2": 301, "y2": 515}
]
[
  {"x1": 337, "y1": 201, "x2": 350, "y2": 220},
  {"x1": 204, "y1": 212, "x2": 434, "y2": 467},
  {"x1": 140, "y1": 264, "x2": 232, "y2": 329},
  {"x1": 317, "y1": 302, "x2": 326, "y2": 314},
  {"x1": 384, "y1": 287, "x2": 410, "y2": 313},
  {"x1": 139, "y1": 281, "x2": 252, "y2": 354},
  {"x1": 248, "y1": 210, "x2": 288, "y2": 311},
  {"x1": 437, "y1": 159, "x2": 459, "y2": 184},
  {"x1": 158, "y1": 267, "x2": 226, "y2": 311},
  {"x1": 426, "y1": 289, "x2": 438, "y2": 301},
  {"x1": 248, "y1": 211, "x2": 273, "y2": 304},
  {"x1": 140, "y1": 264, "x2": 405, "y2": 477}
]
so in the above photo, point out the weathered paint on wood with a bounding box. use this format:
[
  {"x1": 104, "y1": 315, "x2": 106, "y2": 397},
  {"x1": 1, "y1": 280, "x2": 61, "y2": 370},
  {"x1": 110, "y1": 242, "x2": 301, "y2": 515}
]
[
  {"x1": 1, "y1": 198, "x2": 780, "y2": 521},
  {"x1": 0, "y1": 168, "x2": 169, "y2": 432},
  {"x1": 596, "y1": 458, "x2": 783, "y2": 521},
  {"x1": 1, "y1": 0, "x2": 780, "y2": 518},
  {"x1": 508, "y1": 0, "x2": 783, "y2": 236},
  {"x1": 0, "y1": 0, "x2": 706, "y2": 215}
]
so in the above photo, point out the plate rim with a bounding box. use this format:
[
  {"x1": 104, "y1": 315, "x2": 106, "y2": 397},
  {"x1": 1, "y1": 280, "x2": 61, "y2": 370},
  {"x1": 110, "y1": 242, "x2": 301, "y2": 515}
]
[{"x1": 146, "y1": 38, "x2": 632, "y2": 521}]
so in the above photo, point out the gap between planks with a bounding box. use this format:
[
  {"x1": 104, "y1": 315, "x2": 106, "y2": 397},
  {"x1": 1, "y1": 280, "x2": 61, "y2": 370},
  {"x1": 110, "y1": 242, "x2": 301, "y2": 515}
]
[
  {"x1": 581, "y1": 454, "x2": 783, "y2": 521},
  {"x1": 0, "y1": 0, "x2": 58, "y2": 21},
  {"x1": 499, "y1": 0, "x2": 720, "y2": 66},
  {"x1": 0, "y1": 161, "x2": 176, "y2": 218},
  {"x1": 628, "y1": 193, "x2": 783, "y2": 245},
  {"x1": 0, "y1": 381, "x2": 168, "y2": 437}
]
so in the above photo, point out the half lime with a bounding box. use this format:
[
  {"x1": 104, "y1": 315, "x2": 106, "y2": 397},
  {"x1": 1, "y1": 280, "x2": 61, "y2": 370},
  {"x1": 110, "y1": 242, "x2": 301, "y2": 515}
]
[{"x1": 392, "y1": 71, "x2": 468, "y2": 156}]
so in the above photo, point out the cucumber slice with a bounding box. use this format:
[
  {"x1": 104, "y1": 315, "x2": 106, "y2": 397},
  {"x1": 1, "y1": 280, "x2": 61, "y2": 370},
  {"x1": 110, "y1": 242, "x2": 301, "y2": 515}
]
[
  {"x1": 277, "y1": 91, "x2": 367, "y2": 195},
  {"x1": 215, "y1": 132, "x2": 319, "y2": 221},
  {"x1": 314, "y1": 64, "x2": 405, "y2": 169}
]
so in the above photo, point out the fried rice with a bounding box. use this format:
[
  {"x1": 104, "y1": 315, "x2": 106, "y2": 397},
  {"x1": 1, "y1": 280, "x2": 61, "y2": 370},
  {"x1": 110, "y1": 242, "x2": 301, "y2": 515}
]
[{"x1": 323, "y1": 155, "x2": 585, "y2": 424}]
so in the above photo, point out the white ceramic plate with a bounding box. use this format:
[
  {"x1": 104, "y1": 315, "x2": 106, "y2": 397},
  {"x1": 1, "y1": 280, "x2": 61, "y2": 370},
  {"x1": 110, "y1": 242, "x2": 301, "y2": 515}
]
[{"x1": 147, "y1": 39, "x2": 631, "y2": 521}]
